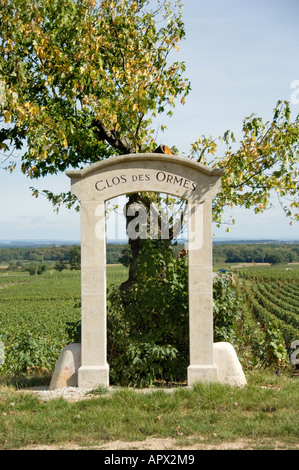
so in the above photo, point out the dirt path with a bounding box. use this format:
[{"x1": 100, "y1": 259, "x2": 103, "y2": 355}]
[{"x1": 21, "y1": 437, "x2": 297, "y2": 451}]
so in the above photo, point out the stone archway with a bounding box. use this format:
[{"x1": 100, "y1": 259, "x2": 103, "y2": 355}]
[{"x1": 66, "y1": 153, "x2": 224, "y2": 389}]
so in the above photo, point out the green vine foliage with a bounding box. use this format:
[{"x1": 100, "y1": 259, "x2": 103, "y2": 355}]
[
  {"x1": 3, "y1": 329, "x2": 61, "y2": 374},
  {"x1": 264, "y1": 320, "x2": 289, "y2": 368},
  {"x1": 213, "y1": 273, "x2": 242, "y2": 343},
  {"x1": 107, "y1": 240, "x2": 189, "y2": 386}
]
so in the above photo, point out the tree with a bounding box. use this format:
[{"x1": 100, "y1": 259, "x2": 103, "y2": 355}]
[
  {"x1": 0, "y1": 1, "x2": 298, "y2": 285},
  {"x1": 27, "y1": 263, "x2": 46, "y2": 275},
  {"x1": 118, "y1": 245, "x2": 132, "y2": 268},
  {"x1": 265, "y1": 252, "x2": 288, "y2": 265},
  {"x1": 0, "y1": 0, "x2": 189, "y2": 185},
  {"x1": 37, "y1": 263, "x2": 46, "y2": 274},
  {"x1": 68, "y1": 245, "x2": 81, "y2": 270},
  {"x1": 0, "y1": 0, "x2": 191, "y2": 283},
  {"x1": 54, "y1": 259, "x2": 66, "y2": 272},
  {"x1": 189, "y1": 103, "x2": 299, "y2": 229},
  {"x1": 2, "y1": 0, "x2": 298, "y2": 385}
]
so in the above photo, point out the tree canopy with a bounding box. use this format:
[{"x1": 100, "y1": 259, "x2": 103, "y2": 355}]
[
  {"x1": 191, "y1": 102, "x2": 299, "y2": 227},
  {"x1": 0, "y1": 0, "x2": 189, "y2": 204},
  {"x1": 0, "y1": 0, "x2": 298, "y2": 225}
]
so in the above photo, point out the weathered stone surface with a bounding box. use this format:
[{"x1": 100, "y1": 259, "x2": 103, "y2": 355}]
[
  {"x1": 50, "y1": 342, "x2": 247, "y2": 390},
  {"x1": 49, "y1": 343, "x2": 81, "y2": 390},
  {"x1": 213, "y1": 342, "x2": 247, "y2": 387},
  {"x1": 187, "y1": 364, "x2": 218, "y2": 386},
  {"x1": 66, "y1": 153, "x2": 223, "y2": 203},
  {"x1": 65, "y1": 153, "x2": 224, "y2": 389}
]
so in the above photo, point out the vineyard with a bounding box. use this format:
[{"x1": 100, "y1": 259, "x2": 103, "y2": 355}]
[
  {"x1": 0, "y1": 264, "x2": 298, "y2": 380},
  {"x1": 236, "y1": 265, "x2": 299, "y2": 367},
  {"x1": 0, "y1": 266, "x2": 128, "y2": 377},
  {"x1": 0, "y1": 271, "x2": 81, "y2": 375}
]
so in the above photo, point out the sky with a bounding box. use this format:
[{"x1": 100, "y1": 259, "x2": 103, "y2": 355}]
[{"x1": 0, "y1": 0, "x2": 298, "y2": 242}]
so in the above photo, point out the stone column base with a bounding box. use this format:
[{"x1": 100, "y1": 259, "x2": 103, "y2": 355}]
[
  {"x1": 187, "y1": 364, "x2": 217, "y2": 386},
  {"x1": 213, "y1": 342, "x2": 247, "y2": 387},
  {"x1": 78, "y1": 365, "x2": 109, "y2": 389},
  {"x1": 49, "y1": 343, "x2": 81, "y2": 390}
]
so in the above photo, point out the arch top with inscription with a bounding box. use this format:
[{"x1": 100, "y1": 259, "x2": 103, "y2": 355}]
[
  {"x1": 66, "y1": 153, "x2": 223, "y2": 202},
  {"x1": 66, "y1": 153, "x2": 225, "y2": 389}
]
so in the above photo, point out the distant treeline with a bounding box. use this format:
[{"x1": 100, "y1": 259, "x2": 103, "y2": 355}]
[
  {"x1": 0, "y1": 242, "x2": 298, "y2": 267},
  {"x1": 0, "y1": 245, "x2": 78, "y2": 263},
  {"x1": 213, "y1": 243, "x2": 299, "y2": 264},
  {"x1": 0, "y1": 244, "x2": 127, "y2": 266}
]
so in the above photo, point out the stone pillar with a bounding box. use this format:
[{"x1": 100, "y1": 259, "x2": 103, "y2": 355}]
[
  {"x1": 78, "y1": 201, "x2": 109, "y2": 388},
  {"x1": 187, "y1": 200, "x2": 217, "y2": 385}
]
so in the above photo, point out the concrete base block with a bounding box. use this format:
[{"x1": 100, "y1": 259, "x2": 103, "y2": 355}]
[
  {"x1": 49, "y1": 343, "x2": 81, "y2": 390},
  {"x1": 50, "y1": 344, "x2": 109, "y2": 390},
  {"x1": 187, "y1": 364, "x2": 218, "y2": 386},
  {"x1": 50, "y1": 342, "x2": 246, "y2": 390},
  {"x1": 213, "y1": 342, "x2": 247, "y2": 387},
  {"x1": 78, "y1": 365, "x2": 109, "y2": 389}
]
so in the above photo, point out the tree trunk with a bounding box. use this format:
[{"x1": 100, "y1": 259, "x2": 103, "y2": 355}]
[
  {"x1": 119, "y1": 145, "x2": 176, "y2": 294},
  {"x1": 119, "y1": 193, "x2": 145, "y2": 293}
]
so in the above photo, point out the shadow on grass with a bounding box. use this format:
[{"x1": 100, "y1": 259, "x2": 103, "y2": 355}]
[{"x1": 0, "y1": 371, "x2": 52, "y2": 389}]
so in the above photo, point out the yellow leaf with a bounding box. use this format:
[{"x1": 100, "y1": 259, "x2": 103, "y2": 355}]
[
  {"x1": 3, "y1": 110, "x2": 11, "y2": 122},
  {"x1": 61, "y1": 133, "x2": 68, "y2": 148}
]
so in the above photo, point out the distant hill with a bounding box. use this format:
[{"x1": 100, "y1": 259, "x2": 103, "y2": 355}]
[
  {"x1": 212, "y1": 238, "x2": 299, "y2": 245},
  {"x1": 0, "y1": 240, "x2": 80, "y2": 248},
  {"x1": 0, "y1": 239, "x2": 298, "y2": 266},
  {"x1": 0, "y1": 238, "x2": 298, "y2": 248}
]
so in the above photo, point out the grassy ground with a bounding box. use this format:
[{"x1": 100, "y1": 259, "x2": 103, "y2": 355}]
[
  {"x1": 0, "y1": 263, "x2": 298, "y2": 450},
  {"x1": 0, "y1": 370, "x2": 298, "y2": 450}
]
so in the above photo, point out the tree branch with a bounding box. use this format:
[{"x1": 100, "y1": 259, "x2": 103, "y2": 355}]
[{"x1": 92, "y1": 119, "x2": 135, "y2": 154}]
